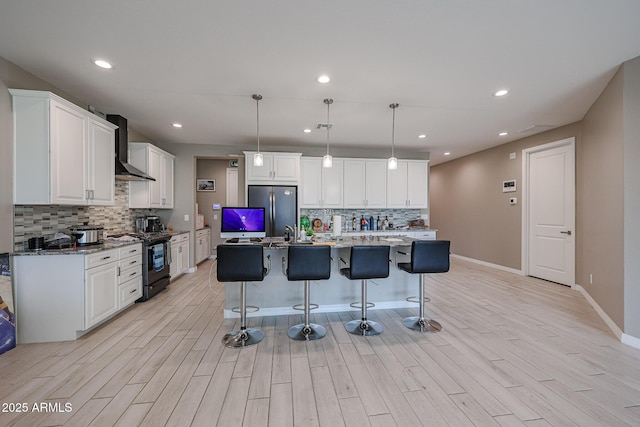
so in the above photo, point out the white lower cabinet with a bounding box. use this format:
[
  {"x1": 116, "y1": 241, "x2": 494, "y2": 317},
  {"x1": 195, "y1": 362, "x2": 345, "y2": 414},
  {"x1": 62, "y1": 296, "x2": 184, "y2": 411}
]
[
  {"x1": 14, "y1": 243, "x2": 142, "y2": 343},
  {"x1": 195, "y1": 228, "x2": 211, "y2": 264},
  {"x1": 85, "y1": 252, "x2": 119, "y2": 329},
  {"x1": 170, "y1": 232, "x2": 190, "y2": 279},
  {"x1": 117, "y1": 245, "x2": 143, "y2": 307}
]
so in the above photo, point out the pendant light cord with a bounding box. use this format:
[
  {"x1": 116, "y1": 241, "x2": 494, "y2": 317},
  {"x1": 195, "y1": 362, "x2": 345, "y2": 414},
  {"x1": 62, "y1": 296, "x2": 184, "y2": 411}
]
[
  {"x1": 390, "y1": 103, "x2": 399, "y2": 158},
  {"x1": 253, "y1": 94, "x2": 262, "y2": 152},
  {"x1": 324, "y1": 98, "x2": 333, "y2": 156}
]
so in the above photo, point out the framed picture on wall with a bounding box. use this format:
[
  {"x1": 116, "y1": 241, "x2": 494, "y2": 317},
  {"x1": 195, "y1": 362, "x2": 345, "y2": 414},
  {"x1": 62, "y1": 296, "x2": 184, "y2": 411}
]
[{"x1": 196, "y1": 179, "x2": 216, "y2": 192}]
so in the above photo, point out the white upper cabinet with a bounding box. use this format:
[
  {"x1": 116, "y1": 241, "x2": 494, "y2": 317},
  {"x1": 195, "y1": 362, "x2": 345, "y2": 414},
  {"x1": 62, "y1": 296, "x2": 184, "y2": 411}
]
[
  {"x1": 300, "y1": 157, "x2": 344, "y2": 208},
  {"x1": 386, "y1": 160, "x2": 429, "y2": 208},
  {"x1": 128, "y1": 143, "x2": 175, "y2": 209},
  {"x1": 86, "y1": 118, "x2": 116, "y2": 205},
  {"x1": 244, "y1": 152, "x2": 301, "y2": 184},
  {"x1": 343, "y1": 159, "x2": 387, "y2": 209},
  {"x1": 10, "y1": 89, "x2": 116, "y2": 206}
]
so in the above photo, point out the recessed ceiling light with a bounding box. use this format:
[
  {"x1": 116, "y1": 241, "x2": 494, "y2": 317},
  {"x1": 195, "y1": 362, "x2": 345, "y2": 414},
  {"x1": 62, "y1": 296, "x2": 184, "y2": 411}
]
[
  {"x1": 93, "y1": 59, "x2": 113, "y2": 69},
  {"x1": 444, "y1": 152, "x2": 451, "y2": 156},
  {"x1": 494, "y1": 89, "x2": 509, "y2": 97},
  {"x1": 317, "y1": 75, "x2": 330, "y2": 84},
  {"x1": 418, "y1": 134, "x2": 427, "y2": 139},
  {"x1": 172, "y1": 123, "x2": 182, "y2": 128},
  {"x1": 498, "y1": 131, "x2": 508, "y2": 136},
  {"x1": 303, "y1": 129, "x2": 311, "y2": 133}
]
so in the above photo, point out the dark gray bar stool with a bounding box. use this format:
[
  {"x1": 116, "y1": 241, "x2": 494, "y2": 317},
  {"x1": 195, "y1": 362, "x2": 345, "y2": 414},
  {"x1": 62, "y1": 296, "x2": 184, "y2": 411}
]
[
  {"x1": 340, "y1": 245, "x2": 390, "y2": 336},
  {"x1": 397, "y1": 240, "x2": 450, "y2": 332},
  {"x1": 285, "y1": 245, "x2": 331, "y2": 341},
  {"x1": 217, "y1": 244, "x2": 269, "y2": 348}
]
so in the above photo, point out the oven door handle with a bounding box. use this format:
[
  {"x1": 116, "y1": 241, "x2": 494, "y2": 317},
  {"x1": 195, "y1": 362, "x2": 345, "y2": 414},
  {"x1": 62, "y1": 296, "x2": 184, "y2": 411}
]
[{"x1": 166, "y1": 240, "x2": 172, "y2": 266}]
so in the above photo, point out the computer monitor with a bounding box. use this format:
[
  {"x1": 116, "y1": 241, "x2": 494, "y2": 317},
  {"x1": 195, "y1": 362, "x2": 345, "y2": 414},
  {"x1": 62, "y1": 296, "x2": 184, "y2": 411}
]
[{"x1": 220, "y1": 207, "x2": 266, "y2": 243}]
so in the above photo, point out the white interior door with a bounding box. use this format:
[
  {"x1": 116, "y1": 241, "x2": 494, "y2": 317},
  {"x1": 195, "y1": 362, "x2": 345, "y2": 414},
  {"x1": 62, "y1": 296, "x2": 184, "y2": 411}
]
[
  {"x1": 226, "y1": 168, "x2": 238, "y2": 206},
  {"x1": 524, "y1": 138, "x2": 575, "y2": 286}
]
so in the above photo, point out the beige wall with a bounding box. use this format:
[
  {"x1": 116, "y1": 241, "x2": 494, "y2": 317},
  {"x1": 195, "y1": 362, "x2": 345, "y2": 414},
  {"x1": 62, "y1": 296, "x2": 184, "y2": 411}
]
[
  {"x1": 430, "y1": 122, "x2": 582, "y2": 270},
  {"x1": 431, "y1": 62, "x2": 635, "y2": 331},
  {"x1": 196, "y1": 159, "x2": 237, "y2": 249},
  {"x1": 0, "y1": 65, "x2": 12, "y2": 253},
  {"x1": 579, "y1": 66, "x2": 625, "y2": 328},
  {"x1": 622, "y1": 57, "x2": 640, "y2": 337}
]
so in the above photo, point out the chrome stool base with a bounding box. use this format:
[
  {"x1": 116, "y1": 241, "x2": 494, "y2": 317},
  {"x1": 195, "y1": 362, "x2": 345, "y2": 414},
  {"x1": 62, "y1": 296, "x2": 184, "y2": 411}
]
[
  {"x1": 403, "y1": 316, "x2": 442, "y2": 333},
  {"x1": 346, "y1": 319, "x2": 383, "y2": 336},
  {"x1": 222, "y1": 328, "x2": 265, "y2": 348},
  {"x1": 287, "y1": 323, "x2": 327, "y2": 341}
]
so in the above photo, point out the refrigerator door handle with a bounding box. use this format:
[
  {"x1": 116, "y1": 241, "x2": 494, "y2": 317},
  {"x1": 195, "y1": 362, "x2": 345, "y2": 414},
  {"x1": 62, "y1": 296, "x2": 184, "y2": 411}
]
[{"x1": 270, "y1": 191, "x2": 276, "y2": 236}]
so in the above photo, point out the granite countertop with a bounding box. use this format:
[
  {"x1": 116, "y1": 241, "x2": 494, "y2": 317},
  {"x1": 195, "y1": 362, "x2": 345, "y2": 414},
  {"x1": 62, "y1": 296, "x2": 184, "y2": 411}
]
[
  {"x1": 260, "y1": 235, "x2": 416, "y2": 249},
  {"x1": 169, "y1": 230, "x2": 190, "y2": 236},
  {"x1": 13, "y1": 240, "x2": 142, "y2": 256}
]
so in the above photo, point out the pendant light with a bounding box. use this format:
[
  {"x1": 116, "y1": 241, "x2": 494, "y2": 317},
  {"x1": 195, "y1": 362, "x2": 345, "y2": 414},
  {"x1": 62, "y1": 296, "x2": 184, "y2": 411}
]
[
  {"x1": 323, "y1": 98, "x2": 334, "y2": 168},
  {"x1": 252, "y1": 94, "x2": 264, "y2": 167},
  {"x1": 388, "y1": 103, "x2": 399, "y2": 170}
]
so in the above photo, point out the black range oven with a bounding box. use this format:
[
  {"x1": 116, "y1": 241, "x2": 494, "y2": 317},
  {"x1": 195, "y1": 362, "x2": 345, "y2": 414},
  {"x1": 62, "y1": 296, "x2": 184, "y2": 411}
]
[{"x1": 140, "y1": 233, "x2": 172, "y2": 301}]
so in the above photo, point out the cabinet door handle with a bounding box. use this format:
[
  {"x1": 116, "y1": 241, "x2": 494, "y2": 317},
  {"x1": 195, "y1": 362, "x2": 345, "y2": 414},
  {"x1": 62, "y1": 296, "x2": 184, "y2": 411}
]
[
  {"x1": 117, "y1": 266, "x2": 121, "y2": 276},
  {"x1": 560, "y1": 230, "x2": 572, "y2": 235}
]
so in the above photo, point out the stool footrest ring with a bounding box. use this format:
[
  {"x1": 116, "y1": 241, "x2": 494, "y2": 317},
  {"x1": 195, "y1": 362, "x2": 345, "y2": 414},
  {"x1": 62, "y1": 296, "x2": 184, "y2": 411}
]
[
  {"x1": 231, "y1": 305, "x2": 260, "y2": 314},
  {"x1": 292, "y1": 303, "x2": 319, "y2": 311},
  {"x1": 349, "y1": 301, "x2": 375, "y2": 309},
  {"x1": 406, "y1": 296, "x2": 431, "y2": 304}
]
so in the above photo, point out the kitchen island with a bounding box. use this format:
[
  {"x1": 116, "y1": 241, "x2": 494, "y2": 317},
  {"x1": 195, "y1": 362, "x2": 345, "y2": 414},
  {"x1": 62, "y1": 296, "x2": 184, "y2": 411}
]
[{"x1": 223, "y1": 236, "x2": 421, "y2": 319}]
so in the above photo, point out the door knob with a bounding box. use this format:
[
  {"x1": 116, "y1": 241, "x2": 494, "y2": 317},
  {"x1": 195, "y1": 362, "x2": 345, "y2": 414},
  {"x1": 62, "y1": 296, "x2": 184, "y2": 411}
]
[{"x1": 560, "y1": 230, "x2": 572, "y2": 235}]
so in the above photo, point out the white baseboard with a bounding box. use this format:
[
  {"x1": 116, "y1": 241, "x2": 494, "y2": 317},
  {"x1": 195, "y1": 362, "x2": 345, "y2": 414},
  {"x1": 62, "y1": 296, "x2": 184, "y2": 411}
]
[
  {"x1": 451, "y1": 254, "x2": 524, "y2": 276},
  {"x1": 573, "y1": 284, "x2": 640, "y2": 350},
  {"x1": 621, "y1": 333, "x2": 640, "y2": 349},
  {"x1": 224, "y1": 300, "x2": 416, "y2": 319},
  {"x1": 185, "y1": 267, "x2": 197, "y2": 274}
]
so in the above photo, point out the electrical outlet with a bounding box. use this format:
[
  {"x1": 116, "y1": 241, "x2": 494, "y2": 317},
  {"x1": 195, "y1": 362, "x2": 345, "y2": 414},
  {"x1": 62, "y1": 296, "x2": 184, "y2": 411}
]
[
  {"x1": 510, "y1": 152, "x2": 516, "y2": 160},
  {"x1": 214, "y1": 214, "x2": 218, "y2": 220},
  {"x1": 184, "y1": 214, "x2": 189, "y2": 221}
]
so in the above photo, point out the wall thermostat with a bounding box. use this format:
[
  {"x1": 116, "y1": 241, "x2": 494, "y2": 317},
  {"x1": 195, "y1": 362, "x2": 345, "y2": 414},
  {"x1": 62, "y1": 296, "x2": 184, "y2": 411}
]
[{"x1": 503, "y1": 180, "x2": 516, "y2": 193}]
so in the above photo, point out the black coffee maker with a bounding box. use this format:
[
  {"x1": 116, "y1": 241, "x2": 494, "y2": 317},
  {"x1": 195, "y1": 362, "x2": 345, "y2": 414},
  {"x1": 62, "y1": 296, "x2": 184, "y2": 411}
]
[{"x1": 145, "y1": 216, "x2": 163, "y2": 232}]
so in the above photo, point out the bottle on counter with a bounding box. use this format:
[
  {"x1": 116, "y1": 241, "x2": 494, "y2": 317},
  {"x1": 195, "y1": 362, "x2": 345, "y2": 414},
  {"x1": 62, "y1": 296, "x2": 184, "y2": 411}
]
[
  {"x1": 352, "y1": 213, "x2": 357, "y2": 231},
  {"x1": 360, "y1": 215, "x2": 366, "y2": 231},
  {"x1": 376, "y1": 216, "x2": 380, "y2": 230},
  {"x1": 369, "y1": 216, "x2": 374, "y2": 232},
  {"x1": 382, "y1": 216, "x2": 389, "y2": 230}
]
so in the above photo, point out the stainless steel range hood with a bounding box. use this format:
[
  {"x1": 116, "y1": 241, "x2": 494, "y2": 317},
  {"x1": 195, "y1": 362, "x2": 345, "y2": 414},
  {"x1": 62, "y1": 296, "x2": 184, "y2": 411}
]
[{"x1": 106, "y1": 114, "x2": 156, "y2": 181}]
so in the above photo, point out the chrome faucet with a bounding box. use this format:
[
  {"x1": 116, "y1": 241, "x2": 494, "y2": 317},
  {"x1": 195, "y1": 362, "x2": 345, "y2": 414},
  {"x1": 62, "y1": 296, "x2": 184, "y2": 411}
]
[{"x1": 284, "y1": 225, "x2": 297, "y2": 241}]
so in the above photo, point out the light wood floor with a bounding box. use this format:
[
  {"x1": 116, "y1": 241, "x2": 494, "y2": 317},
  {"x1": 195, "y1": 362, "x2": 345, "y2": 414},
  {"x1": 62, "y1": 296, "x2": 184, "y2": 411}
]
[{"x1": 2, "y1": 258, "x2": 640, "y2": 426}]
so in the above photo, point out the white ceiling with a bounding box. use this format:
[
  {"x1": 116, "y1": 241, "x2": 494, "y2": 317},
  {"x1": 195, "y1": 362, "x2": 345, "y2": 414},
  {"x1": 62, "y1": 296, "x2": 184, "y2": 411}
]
[{"x1": 2, "y1": 1, "x2": 640, "y2": 165}]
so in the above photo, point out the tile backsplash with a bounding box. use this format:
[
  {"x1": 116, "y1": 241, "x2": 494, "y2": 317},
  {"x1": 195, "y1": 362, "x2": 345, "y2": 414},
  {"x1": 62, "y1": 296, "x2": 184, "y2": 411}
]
[
  {"x1": 300, "y1": 208, "x2": 427, "y2": 231},
  {"x1": 13, "y1": 181, "x2": 159, "y2": 251}
]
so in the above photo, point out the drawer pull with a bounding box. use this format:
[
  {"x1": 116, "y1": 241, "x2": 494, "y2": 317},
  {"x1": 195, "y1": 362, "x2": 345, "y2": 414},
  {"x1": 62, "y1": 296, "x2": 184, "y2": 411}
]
[
  {"x1": 101, "y1": 256, "x2": 111, "y2": 260},
  {"x1": 129, "y1": 260, "x2": 137, "y2": 265},
  {"x1": 130, "y1": 289, "x2": 137, "y2": 294},
  {"x1": 130, "y1": 272, "x2": 137, "y2": 276}
]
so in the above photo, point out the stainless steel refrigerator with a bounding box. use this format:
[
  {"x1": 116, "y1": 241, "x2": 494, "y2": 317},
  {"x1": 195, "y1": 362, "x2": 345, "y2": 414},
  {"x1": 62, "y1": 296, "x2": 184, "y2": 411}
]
[{"x1": 247, "y1": 185, "x2": 298, "y2": 237}]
